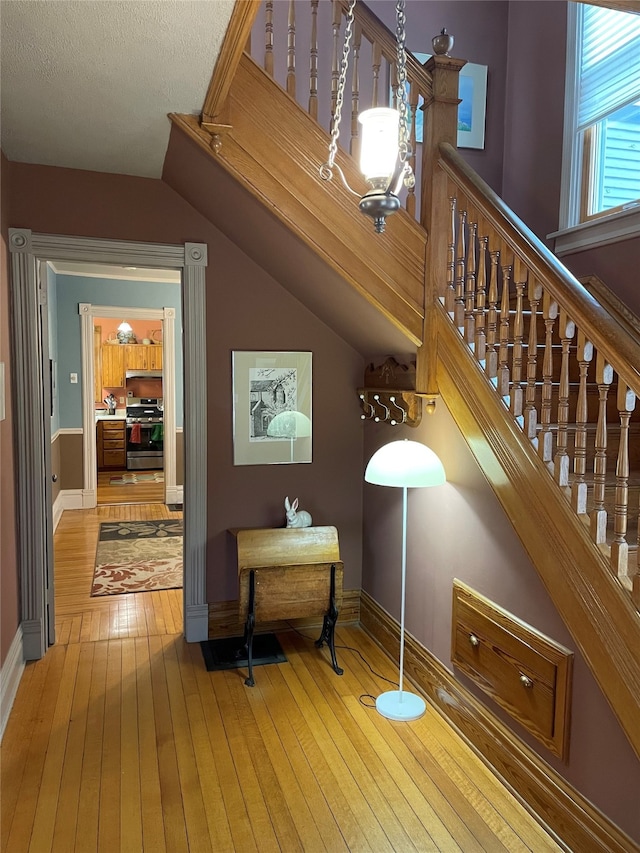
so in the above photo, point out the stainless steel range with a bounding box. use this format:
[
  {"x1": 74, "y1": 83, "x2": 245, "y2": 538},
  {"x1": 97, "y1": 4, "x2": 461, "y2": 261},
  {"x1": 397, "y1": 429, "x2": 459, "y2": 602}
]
[{"x1": 126, "y1": 397, "x2": 164, "y2": 470}]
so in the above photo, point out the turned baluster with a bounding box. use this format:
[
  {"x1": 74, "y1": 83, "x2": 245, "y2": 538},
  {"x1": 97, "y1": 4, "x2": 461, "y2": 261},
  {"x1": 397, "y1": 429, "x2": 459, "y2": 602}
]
[
  {"x1": 610, "y1": 382, "x2": 636, "y2": 579},
  {"x1": 538, "y1": 292, "x2": 558, "y2": 466},
  {"x1": 350, "y1": 23, "x2": 362, "y2": 158},
  {"x1": 406, "y1": 79, "x2": 418, "y2": 218},
  {"x1": 485, "y1": 250, "x2": 500, "y2": 380},
  {"x1": 524, "y1": 279, "x2": 542, "y2": 440},
  {"x1": 474, "y1": 235, "x2": 489, "y2": 364},
  {"x1": 445, "y1": 197, "x2": 457, "y2": 315},
  {"x1": 265, "y1": 0, "x2": 274, "y2": 77},
  {"x1": 371, "y1": 41, "x2": 382, "y2": 107},
  {"x1": 464, "y1": 220, "x2": 477, "y2": 346},
  {"x1": 309, "y1": 0, "x2": 319, "y2": 120},
  {"x1": 498, "y1": 259, "x2": 512, "y2": 398},
  {"x1": 454, "y1": 209, "x2": 467, "y2": 330},
  {"x1": 331, "y1": 1, "x2": 342, "y2": 120},
  {"x1": 390, "y1": 64, "x2": 399, "y2": 109},
  {"x1": 633, "y1": 529, "x2": 640, "y2": 609},
  {"x1": 571, "y1": 331, "x2": 594, "y2": 515},
  {"x1": 510, "y1": 262, "x2": 526, "y2": 418},
  {"x1": 590, "y1": 353, "x2": 613, "y2": 544},
  {"x1": 287, "y1": 0, "x2": 296, "y2": 97},
  {"x1": 554, "y1": 311, "x2": 575, "y2": 488}
]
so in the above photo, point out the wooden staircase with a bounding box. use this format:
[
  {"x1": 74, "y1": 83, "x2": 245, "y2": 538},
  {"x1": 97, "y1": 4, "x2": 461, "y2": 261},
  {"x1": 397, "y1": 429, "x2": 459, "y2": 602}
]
[{"x1": 171, "y1": 0, "x2": 640, "y2": 767}]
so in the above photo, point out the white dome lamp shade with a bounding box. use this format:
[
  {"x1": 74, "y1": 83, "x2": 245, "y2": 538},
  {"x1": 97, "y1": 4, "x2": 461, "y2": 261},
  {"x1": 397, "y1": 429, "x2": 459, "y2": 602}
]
[{"x1": 365, "y1": 439, "x2": 446, "y2": 721}]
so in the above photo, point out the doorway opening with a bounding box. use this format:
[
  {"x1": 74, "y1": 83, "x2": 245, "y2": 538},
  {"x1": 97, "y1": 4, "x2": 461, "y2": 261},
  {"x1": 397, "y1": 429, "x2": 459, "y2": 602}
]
[{"x1": 9, "y1": 230, "x2": 209, "y2": 659}]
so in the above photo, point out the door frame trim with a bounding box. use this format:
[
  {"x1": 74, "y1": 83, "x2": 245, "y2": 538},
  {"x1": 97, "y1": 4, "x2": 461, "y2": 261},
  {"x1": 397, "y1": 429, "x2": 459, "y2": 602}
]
[{"x1": 8, "y1": 230, "x2": 209, "y2": 658}]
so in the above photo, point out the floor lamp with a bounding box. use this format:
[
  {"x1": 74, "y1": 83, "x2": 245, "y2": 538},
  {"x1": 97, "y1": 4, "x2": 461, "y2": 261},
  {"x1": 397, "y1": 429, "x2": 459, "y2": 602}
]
[{"x1": 365, "y1": 438, "x2": 446, "y2": 721}]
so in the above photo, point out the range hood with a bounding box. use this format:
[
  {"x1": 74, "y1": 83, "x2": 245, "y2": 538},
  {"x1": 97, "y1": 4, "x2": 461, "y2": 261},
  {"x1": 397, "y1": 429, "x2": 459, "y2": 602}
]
[{"x1": 126, "y1": 370, "x2": 163, "y2": 379}]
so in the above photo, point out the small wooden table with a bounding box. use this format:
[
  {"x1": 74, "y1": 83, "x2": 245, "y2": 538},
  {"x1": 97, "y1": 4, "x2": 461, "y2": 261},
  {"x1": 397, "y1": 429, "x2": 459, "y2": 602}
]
[{"x1": 230, "y1": 526, "x2": 344, "y2": 686}]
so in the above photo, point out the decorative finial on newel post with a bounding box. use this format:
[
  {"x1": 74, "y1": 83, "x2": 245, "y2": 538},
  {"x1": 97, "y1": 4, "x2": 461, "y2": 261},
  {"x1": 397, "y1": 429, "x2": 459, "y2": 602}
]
[{"x1": 432, "y1": 28, "x2": 454, "y2": 57}]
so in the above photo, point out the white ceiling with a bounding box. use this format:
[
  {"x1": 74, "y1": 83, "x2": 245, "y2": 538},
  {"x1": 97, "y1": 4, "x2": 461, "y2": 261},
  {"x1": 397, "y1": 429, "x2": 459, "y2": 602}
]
[{"x1": 0, "y1": 0, "x2": 234, "y2": 178}]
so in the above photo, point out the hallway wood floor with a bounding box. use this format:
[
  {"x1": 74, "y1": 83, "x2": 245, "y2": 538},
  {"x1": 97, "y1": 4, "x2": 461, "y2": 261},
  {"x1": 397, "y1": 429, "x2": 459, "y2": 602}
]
[
  {"x1": 53, "y1": 500, "x2": 183, "y2": 643},
  {"x1": 1, "y1": 505, "x2": 565, "y2": 852}
]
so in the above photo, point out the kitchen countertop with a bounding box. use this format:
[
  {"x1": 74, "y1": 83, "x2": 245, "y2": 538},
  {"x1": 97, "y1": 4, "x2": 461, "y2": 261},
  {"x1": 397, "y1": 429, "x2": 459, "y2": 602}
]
[{"x1": 95, "y1": 412, "x2": 126, "y2": 421}]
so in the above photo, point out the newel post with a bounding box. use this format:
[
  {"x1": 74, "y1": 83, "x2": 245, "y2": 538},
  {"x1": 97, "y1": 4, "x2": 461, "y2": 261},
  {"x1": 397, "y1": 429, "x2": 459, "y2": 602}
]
[{"x1": 415, "y1": 55, "x2": 465, "y2": 397}]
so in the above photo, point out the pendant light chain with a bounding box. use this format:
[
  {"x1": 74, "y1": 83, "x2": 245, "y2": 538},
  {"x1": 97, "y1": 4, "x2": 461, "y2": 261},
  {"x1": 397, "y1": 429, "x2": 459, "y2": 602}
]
[
  {"x1": 320, "y1": 0, "x2": 357, "y2": 181},
  {"x1": 395, "y1": 0, "x2": 412, "y2": 168}
]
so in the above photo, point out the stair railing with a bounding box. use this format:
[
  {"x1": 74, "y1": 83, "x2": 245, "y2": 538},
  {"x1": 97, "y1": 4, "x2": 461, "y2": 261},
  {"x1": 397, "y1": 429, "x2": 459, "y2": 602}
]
[
  {"x1": 248, "y1": 0, "x2": 442, "y2": 222},
  {"x1": 431, "y1": 141, "x2": 640, "y2": 610}
]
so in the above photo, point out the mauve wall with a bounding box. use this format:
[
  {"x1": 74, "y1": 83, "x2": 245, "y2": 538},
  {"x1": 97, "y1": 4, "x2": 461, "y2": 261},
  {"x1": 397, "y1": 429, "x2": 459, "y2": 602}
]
[
  {"x1": 8, "y1": 161, "x2": 364, "y2": 602},
  {"x1": 1, "y1": 152, "x2": 20, "y2": 667},
  {"x1": 363, "y1": 405, "x2": 640, "y2": 841}
]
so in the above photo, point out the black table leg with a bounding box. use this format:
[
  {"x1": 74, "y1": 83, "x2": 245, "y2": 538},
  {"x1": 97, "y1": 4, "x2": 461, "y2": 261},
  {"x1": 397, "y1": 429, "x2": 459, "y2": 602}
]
[{"x1": 315, "y1": 564, "x2": 344, "y2": 676}]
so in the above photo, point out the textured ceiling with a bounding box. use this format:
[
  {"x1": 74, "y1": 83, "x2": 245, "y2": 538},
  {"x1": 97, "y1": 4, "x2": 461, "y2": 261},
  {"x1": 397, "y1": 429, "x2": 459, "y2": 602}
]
[{"x1": 0, "y1": 0, "x2": 234, "y2": 178}]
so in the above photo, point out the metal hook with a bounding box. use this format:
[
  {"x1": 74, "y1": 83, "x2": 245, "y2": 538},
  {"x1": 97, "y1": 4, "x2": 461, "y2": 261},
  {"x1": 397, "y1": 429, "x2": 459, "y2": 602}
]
[
  {"x1": 373, "y1": 394, "x2": 391, "y2": 423},
  {"x1": 388, "y1": 395, "x2": 407, "y2": 425},
  {"x1": 359, "y1": 393, "x2": 374, "y2": 420}
]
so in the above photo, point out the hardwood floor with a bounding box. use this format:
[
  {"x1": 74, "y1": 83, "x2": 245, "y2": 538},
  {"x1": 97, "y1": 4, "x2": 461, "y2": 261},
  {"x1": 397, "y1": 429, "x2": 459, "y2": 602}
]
[
  {"x1": 54, "y1": 500, "x2": 183, "y2": 643},
  {"x1": 96, "y1": 469, "x2": 165, "y2": 506},
  {"x1": 1, "y1": 505, "x2": 565, "y2": 852}
]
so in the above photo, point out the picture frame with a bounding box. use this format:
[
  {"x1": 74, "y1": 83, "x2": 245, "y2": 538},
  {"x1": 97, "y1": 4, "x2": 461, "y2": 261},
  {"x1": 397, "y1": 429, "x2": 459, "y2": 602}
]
[
  {"x1": 412, "y1": 56, "x2": 488, "y2": 150},
  {"x1": 232, "y1": 350, "x2": 312, "y2": 466}
]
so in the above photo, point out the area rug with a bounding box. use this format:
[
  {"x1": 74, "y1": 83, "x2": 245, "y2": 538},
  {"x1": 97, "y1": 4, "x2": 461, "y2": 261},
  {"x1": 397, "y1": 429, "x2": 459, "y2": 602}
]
[
  {"x1": 109, "y1": 472, "x2": 164, "y2": 485},
  {"x1": 200, "y1": 633, "x2": 287, "y2": 672},
  {"x1": 91, "y1": 520, "x2": 183, "y2": 596}
]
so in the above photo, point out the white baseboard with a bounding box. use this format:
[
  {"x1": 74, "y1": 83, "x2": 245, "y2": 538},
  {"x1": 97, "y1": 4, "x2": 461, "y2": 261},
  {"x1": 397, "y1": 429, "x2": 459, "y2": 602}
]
[
  {"x1": 53, "y1": 489, "x2": 86, "y2": 530},
  {"x1": 0, "y1": 626, "x2": 25, "y2": 741},
  {"x1": 166, "y1": 485, "x2": 183, "y2": 505}
]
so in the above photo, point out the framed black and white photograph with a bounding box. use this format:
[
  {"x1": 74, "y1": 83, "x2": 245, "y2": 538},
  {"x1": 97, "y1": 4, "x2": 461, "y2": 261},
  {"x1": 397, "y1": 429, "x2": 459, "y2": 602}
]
[{"x1": 232, "y1": 350, "x2": 312, "y2": 465}]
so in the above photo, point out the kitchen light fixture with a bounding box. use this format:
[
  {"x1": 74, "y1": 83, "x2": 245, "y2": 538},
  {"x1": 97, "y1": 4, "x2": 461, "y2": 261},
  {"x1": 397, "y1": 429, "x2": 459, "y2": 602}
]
[
  {"x1": 116, "y1": 321, "x2": 135, "y2": 344},
  {"x1": 365, "y1": 439, "x2": 446, "y2": 720},
  {"x1": 319, "y1": 0, "x2": 415, "y2": 233}
]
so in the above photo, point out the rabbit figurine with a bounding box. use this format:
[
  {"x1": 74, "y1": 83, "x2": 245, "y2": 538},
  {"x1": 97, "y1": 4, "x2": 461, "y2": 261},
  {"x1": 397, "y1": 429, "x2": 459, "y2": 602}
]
[{"x1": 284, "y1": 496, "x2": 312, "y2": 529}]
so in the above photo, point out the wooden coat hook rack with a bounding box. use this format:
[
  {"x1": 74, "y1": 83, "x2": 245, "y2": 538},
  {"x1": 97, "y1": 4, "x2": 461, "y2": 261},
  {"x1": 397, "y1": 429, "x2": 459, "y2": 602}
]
[{"x1": 357, "y1": 357, "x2": 434, "y2": 427}]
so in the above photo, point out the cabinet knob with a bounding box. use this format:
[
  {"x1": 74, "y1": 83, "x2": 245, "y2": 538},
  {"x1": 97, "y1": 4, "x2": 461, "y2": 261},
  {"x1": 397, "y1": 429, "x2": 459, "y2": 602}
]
[
  {"x1": 51, "y1": 474, "x2": 58, "y2": 483},
  {"x1": 468, "y1": 634, "x2": 480, "y2": 648},
  {"x1": 519, "y1": 673, "x2": 533, "y2": 689}
]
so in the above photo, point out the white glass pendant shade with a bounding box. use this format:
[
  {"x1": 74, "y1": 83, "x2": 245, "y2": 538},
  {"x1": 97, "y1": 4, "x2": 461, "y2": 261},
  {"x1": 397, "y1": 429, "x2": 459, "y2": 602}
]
[
  {"x1": 365, "y1": 439, "x2": 446, "y2": 488},
  {"x1": 359, "y1": 107, "x2": 400, "y2": 182}
]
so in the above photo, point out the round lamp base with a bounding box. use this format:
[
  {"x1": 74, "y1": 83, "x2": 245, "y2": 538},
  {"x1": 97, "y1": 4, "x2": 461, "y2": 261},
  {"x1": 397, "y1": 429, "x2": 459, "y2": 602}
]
[{"x1": 376, "y1": 689, "x2": 426, "y2": 721}]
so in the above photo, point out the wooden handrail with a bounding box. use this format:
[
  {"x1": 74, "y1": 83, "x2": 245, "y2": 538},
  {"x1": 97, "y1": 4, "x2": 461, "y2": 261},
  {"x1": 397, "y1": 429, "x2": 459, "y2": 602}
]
[
  {"x1": 437, "y1": 142, "x2": 640, "y2": 395},
  {"x1": 201, "y1": 0, "x2": 262, "y2": 129}
]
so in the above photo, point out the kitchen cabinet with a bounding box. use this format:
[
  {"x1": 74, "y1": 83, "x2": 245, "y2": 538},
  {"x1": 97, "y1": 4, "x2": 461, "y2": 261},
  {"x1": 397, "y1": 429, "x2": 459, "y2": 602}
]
[
  {"x1": 124, "y1": 344, "x2": 163, "y2": 371},
  {"x1": 101, "y1": 345, "x2": 125, "y2": 388},
  {"x1": 100, "y1": 343, "x2": 163, "y2": 387},
  {"x1": 94, "y1": 325, "x2": 102, "y2": 403},
  {"x1": 97, "y1": 418, "x2": 127, "y2": 470}
]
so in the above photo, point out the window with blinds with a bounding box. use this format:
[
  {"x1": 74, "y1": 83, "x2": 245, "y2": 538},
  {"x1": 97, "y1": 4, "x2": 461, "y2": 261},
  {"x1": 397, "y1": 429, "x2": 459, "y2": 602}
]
[
  {"x1": 560, "y1": 3, "x2": 640, "y2": 230},
  {"x1": 578, "y1": 4, "x2": 640, "y2": 218}
]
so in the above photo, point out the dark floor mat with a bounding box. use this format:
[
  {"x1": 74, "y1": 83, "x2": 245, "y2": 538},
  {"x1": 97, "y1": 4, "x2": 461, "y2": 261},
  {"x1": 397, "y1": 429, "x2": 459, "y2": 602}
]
[{"x1": 200, "y1": 633, "x2": 287, "y2": 672}]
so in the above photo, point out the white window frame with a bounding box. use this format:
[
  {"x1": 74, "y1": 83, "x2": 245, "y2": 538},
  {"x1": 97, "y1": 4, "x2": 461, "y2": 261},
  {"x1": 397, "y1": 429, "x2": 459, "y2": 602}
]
[{"x1": 550, "y1": 2, "x2": 640, "y2": 256}]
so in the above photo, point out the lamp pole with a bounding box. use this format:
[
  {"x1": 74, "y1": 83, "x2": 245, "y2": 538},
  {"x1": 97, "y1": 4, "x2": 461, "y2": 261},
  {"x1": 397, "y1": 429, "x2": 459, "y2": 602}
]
[{"x1": 398, "y1": 484, "x2": 408, "y2": 699}]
